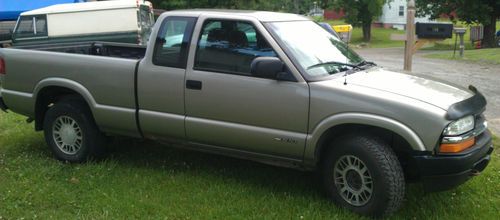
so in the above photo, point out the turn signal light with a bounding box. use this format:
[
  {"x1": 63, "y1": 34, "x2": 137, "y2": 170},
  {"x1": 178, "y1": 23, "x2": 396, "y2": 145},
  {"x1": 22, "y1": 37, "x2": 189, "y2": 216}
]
[{"x1": 439, "y1": 137, "x2": 475, "y2": 153}]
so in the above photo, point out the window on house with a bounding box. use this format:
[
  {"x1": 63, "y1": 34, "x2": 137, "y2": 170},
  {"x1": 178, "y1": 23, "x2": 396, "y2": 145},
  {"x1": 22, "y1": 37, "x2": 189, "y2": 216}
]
[{"x1": 399, "y1": 6, "x2": 405, "y2": 17}]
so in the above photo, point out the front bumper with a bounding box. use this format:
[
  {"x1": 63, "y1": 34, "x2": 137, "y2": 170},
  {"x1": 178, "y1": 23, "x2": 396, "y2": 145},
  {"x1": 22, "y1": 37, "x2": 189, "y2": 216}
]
[{"x1": 411, "y1": 130, "x2": 493, "y2": 192}]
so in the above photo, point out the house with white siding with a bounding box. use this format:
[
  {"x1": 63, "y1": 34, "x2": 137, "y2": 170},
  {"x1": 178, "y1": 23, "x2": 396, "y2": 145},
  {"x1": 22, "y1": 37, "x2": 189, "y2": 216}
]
[{"x1": 376, "y1": 0, "x2": 433, "y2": 30}]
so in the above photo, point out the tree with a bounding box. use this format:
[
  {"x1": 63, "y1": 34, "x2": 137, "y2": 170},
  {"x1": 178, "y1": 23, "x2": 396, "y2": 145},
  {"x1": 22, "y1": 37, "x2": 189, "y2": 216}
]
[
  {"x1": 150, "y1": 0, "x2": 315, "y2": 13},
  {"x1": 415, "y1": 0, "x2": 500, "y2": 48},
  {"x1": 323, "y1": 0, "x2": 388, "y2": 42}
]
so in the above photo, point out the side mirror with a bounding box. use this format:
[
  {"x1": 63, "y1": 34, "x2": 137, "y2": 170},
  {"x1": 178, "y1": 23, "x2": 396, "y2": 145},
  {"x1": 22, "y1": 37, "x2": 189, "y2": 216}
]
[{"x1": 250, "y1": 57, "x2": 285, "y2": 80}]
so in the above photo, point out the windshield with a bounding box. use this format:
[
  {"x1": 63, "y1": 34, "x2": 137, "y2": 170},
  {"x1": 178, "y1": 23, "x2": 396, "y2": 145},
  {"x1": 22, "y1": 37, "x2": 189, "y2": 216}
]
[{"x1": 266, "y1": 21, "x2": 364, "y2": 79}]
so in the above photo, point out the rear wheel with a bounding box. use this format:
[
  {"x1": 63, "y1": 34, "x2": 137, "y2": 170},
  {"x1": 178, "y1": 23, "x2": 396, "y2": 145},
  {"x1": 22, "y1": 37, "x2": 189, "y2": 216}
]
[
  {"x1": 43, "y1": 96, "x2": 106, "y2": 162},
  {"x1": 322, "y1": 135, "x2": 405, "y2": 217}
]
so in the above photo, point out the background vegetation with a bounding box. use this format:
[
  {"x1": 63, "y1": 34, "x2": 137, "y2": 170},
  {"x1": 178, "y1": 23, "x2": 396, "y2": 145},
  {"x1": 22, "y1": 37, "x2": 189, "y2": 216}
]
[
  {"x1": 425, "y1": 48, "x2": 500, "y2": 64},
  {"x1": 415, "y1": 0, "x2": 500, "y2": 48},
  {"x1": 326, "y1": 20, "x2": 500, "y2": 49},
  {"x1": 150, "y1": 0, "x2": 315, "y2": 14},
  {"x1": 150, "y1": 0, "x2": 499, "y2": 48}
]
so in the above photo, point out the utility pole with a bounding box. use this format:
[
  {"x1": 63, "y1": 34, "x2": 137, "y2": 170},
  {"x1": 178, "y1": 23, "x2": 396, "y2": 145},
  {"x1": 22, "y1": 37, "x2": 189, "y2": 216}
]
[{"x1": 404, "y1": 0, "x2": 416, "y2": 71}]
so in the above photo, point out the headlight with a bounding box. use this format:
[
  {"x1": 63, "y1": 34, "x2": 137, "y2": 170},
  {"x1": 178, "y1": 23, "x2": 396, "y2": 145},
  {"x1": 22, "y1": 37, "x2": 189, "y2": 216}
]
[{"x1": 443, "y1": 115, "x2": 475, "y2": 136}]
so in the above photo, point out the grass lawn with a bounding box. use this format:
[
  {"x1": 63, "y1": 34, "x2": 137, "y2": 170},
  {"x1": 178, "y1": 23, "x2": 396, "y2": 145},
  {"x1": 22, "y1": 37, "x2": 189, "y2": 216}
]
[
  {"x1": 0, "y1": 112, "x2": 499, "y2": 219},
  {"x1": 424, "y1": 48, "x2": 500, "y2": 65},
  {"x1": 325, "y1": 20, "x2": 405, "y2": 48},
  {"x1": 324, "y1": 20, "x2": 499, "y2": 50}
]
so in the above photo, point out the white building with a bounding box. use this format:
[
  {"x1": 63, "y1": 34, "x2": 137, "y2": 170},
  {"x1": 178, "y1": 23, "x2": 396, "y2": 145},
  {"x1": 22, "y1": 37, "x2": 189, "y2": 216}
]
[{"x1": 376, "y1": 0, "x2": 433, "y2": 30}]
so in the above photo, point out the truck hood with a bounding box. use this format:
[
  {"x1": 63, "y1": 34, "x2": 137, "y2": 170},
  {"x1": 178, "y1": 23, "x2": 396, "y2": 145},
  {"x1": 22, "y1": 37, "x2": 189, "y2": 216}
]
[{"x1": 336, "y1": 67, "x2": 473, "y2": 110}]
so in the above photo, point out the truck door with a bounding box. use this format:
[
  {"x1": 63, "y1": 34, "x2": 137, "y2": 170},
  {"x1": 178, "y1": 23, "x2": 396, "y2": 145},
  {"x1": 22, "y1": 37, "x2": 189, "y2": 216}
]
[
  {"x1": 184, "y1": 18, "x2": 309, "y2": 159},
  {"x1": 137, "y1": 16, "x2": 196, "y2": 141}
]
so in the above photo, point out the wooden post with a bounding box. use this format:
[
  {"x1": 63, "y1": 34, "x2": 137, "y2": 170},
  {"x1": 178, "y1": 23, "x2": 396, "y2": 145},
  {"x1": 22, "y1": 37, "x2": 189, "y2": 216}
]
[
  {"x1": 459, "y1": 33, "x2": 465, "y2": 57},
  {"x1": 404, "y1": 0, "x2": 416, "y2": 71}
]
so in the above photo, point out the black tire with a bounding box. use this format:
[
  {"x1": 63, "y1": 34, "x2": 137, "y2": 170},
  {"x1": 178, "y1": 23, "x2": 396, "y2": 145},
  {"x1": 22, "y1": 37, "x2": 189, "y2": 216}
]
[
  {"x1": 322, "y1": 135, "x2": 405, "y2": 217},
  {"x1": 43, "y1": 96, "x2": 106, "y2": 162}
]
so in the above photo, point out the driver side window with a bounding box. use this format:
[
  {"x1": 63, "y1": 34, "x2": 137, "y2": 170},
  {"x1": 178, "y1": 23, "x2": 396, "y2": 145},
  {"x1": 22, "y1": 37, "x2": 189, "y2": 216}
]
[{"x1": 194, "y1": 19, "x2": 278, "y2": 77}]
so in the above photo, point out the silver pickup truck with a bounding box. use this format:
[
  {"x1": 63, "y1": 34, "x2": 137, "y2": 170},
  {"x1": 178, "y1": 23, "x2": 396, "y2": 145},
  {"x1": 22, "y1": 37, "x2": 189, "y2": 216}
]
[{"x1": 0, "y1": 10, "x2": 493, "y2": 217}]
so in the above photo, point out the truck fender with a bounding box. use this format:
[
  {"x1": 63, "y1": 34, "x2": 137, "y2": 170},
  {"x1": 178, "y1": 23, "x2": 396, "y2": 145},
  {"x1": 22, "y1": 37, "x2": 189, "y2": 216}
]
[
  {"x1": 33, "y1": 77, "x2": 98, "y2": 114},
  {"x1": 304, "y1": 112, "x2": 426, "y2": 166}
]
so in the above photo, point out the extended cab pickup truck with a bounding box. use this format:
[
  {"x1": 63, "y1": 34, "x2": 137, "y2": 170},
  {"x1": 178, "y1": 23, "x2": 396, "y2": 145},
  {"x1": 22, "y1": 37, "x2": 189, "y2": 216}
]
[{"x1": 0, "y1": 10, "x2": 493, "y2": 217}]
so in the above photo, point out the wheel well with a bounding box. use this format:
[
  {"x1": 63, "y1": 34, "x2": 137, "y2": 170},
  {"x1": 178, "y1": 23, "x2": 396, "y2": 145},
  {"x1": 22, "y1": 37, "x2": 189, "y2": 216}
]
[
  {"x1": 34, "y1": 86, "x2": 88, "y2": 131},
  {"x1": 315, "y1": 124, "x2": 418, "y2": 180}
]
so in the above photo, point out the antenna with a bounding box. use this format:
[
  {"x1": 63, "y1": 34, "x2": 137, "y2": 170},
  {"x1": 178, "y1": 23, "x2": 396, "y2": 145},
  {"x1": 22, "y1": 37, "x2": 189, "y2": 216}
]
[{"x1": 343, "y1": 29, "x2": 350, "y2": 85}]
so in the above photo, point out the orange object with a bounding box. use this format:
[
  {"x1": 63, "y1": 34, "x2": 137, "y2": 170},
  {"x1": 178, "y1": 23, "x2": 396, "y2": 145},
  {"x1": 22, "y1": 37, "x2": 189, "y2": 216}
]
[
  {"x1": 439, "y1": 137, "x2": 475, "y2": 153},
  {"x1": 475, "y1": 41, "x2": 482, "y2": 49}
]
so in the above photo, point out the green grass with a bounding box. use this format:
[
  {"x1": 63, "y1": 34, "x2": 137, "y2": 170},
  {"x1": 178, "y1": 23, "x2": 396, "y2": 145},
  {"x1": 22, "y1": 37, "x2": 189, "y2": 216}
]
[
  {"x1": 0, "y1": 112, "x2": 499, "y2": 219},
  {"x1": 324, "y1": 20, "x2": 499, "y2": 49},
  {"x1": 425, "y1": 48, "x2": 500, "y2": 65},
  {"x1": 326, "y1": 20, "x2": 405, "y2": 48}
]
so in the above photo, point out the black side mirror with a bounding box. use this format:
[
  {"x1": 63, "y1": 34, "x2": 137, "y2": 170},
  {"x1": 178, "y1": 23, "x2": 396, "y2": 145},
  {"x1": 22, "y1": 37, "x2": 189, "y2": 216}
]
[{"x1": 250, "y1": 57, "x2": 284, "y2": 80}]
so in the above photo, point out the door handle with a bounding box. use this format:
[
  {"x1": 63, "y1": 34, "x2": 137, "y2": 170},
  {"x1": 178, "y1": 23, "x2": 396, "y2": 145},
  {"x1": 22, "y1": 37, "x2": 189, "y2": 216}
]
[{"x1": 186, "y1": 80, "x2": 202, "y2": 90}]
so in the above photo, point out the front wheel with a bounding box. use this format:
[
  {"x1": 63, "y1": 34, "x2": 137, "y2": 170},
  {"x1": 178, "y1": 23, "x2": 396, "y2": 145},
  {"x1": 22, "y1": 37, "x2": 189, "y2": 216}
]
[
  {"x1": 322, "y1": 135, "x2": 405, "y2": 217},
  {"x1": 43, "y1": 96, "x2": 106, "y2": 162}
]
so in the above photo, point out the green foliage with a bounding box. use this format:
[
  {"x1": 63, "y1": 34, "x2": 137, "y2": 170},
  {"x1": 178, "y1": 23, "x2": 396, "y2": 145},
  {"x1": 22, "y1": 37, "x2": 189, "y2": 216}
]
[
  {"x1": 311, "y1": 16, "x2": 324, "y2": 22},
  {"x1": 325, "y1": 0, "x2": 388, "y2": 27},
  {"x1": 322, "y1": 0, "x2": 388, "y2": 41},
  {"x1": 415, "y1": 0, "x2": 500, "y2": 47},
  {"x1": 415, "y1": 0, "x2": 499, "y2": 25},
  {"x1": 149, "y1": 0, "x2": 316, "y2": 14}
]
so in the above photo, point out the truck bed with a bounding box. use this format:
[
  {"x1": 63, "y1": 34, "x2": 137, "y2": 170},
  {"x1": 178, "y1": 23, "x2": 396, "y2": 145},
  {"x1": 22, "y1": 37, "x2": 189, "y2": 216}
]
[
  {"x1": 13, "y1": 41, "x2": 146, "y2": 59},
  {"x1": 0, "y1": 47, "x2": 140, "y2": 137}
]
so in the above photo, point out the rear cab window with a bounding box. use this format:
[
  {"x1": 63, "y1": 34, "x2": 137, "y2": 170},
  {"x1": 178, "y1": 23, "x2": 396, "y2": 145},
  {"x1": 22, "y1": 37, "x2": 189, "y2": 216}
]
[
  {"x1": 14, "y1": 15, "x2": 48, "y2": 39},
  {"x1": 152, "y1": 16, "x2": 197, "y2": 68}
]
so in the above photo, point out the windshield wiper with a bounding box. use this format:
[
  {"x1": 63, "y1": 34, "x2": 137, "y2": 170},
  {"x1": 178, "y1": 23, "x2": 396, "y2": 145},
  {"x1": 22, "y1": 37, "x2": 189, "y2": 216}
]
[
  {"x1": 342, "y1": 60, "x2": 377, "y2": 76},
  {"x1": 307, "y1": 61, "x2": 357, "y2": 70},
  {"x1": 354, "y1": 60, "x2": 376, "y2": 68},
  {"x1": 307, "y1": 60, "x2": 376, "y2": 76}
]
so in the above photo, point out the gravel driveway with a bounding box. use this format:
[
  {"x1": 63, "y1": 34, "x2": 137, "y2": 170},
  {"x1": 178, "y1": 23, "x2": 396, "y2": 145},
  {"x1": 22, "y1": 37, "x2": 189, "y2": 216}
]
[{"x1": 355, "y1": 47, "x2": 500, "y2": 135}]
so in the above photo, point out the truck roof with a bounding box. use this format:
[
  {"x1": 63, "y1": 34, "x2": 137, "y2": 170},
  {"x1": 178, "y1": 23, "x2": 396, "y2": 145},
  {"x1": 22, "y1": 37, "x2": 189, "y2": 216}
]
[
  {"x1": 21, "y1": 0, "x2": 150, "y2": 16},
  {"x1": 165, "y1": 9, "x2": 310, "y2": 22}
]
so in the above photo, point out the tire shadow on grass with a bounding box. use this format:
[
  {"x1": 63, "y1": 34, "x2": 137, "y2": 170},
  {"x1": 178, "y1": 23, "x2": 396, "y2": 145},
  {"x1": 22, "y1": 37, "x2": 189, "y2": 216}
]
[{"x1": 105, "y1": 137, "x2": 325, "y2": 197}]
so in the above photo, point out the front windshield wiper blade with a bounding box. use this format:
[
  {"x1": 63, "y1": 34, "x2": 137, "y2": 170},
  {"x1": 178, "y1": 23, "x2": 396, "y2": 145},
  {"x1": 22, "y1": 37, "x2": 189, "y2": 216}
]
[
  {"x1": 343, "y1": 60, "x2": 376, "y2": 76},
  {"x1": 355, "y1": 60, "x2": 376, "y2": 67},
  {"x1": 307, "y1": 61, "x2": 357, "y2": 70}
]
